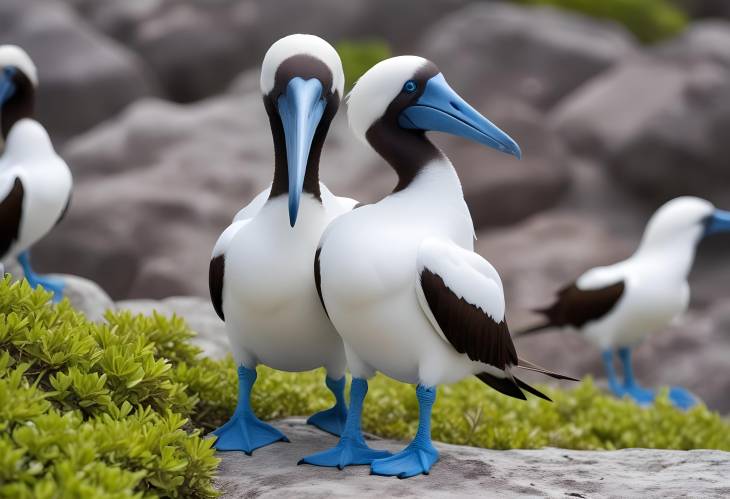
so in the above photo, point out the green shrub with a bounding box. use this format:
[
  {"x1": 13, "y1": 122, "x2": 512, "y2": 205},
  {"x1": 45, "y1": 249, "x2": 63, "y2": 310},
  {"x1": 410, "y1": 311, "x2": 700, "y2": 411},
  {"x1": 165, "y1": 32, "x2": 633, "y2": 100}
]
[
  {"x1": 336, "y1": 40, "x2": 392, "y2": 91},
  {"x1": 0, "y1": 279, "x2": 219, "y2": 498},
  {"x1": 512, "y1": 0, "x2": 688, "y2": 43},
  {"x1": 2, "y1": 276, "x2": 729, "y2": 498}
]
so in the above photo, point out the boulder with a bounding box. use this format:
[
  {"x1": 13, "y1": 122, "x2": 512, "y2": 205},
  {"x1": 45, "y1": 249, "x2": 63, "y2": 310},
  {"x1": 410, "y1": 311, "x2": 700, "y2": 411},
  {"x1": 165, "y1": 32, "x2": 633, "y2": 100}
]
[
  {"x1": 656, "y1": 20, "x2": 730, "y2": 68},
  {"x1": 552, "y1": 52, "x2": 730, "y2": 205},
  {"x1": 68, "y1": 0, "x2": 470, "y2": 102},
  {"x1": 214, "y1": 418, "x2": 730, "y2": 498},
  {"x1": 434, "y1": 100, "x2": 571, "y2": 229},
  {"x1": 34, "y1": 81, "x2": 386, "y2": 299},
  {"x1": 418, "y1": 3, "x2": 636, "y2": 111},
  {"x1": 0, "y1": 0, "x2": 155, "y2": 143},
  {"x1": 117, "y1": 296, "x2": 229, "y2": 359}
]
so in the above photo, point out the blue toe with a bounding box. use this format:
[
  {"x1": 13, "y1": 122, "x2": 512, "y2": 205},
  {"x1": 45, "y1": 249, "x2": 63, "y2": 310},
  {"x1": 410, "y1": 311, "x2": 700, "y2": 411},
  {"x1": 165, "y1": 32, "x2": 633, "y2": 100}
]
[
  {"x1": 668, "y1": 386, "x2": 698, "y2": 410},
  {"x1": 212, "y1": 413, "x2": 289, "y2": 454},
  {"x1": 307, "y1": 405, "x2": 348, "y2": 437},
  {"x1": 299, "y1": 436, "x2": 392, "y2": 469},
  {"x1": 370, "y1": 443, "x2": 439, "y2": 479}
]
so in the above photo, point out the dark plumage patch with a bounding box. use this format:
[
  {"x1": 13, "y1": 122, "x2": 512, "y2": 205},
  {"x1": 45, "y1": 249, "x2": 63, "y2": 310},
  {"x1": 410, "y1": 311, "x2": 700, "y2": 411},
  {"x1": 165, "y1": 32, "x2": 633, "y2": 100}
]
[
  {"x1": 209, "y1": 254, "x2": 225, "y2": 321},
  {"x1": 521, "y1": 281, "x2": 626, "y2": 335},
  {"x1": 266, "y1": 54, "x2": 339, "y2": 202},
  {"x1": 366, "y1": 61, "x2": 442, "y2": 193},
  {"x1": 475, "y1": 372, "x2": 526, "y2": 400},
  {"x1": 419, "y1": 268, "x2": 517, "y2": 371},
  {"x1": 0, "y1": 178, "x2": 24, "y2": 259},
  {"x1": 1, "y1": 70, "x2": 35, "y2": 140},
  {"x1": 313, "y1": 247, "x2": 327, "y2": 318}
]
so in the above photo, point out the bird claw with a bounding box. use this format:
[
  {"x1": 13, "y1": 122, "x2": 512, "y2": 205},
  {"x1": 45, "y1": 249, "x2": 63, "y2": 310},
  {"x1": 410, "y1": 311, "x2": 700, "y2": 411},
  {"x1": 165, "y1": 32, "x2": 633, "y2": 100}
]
[
  {"x1": 370, "y1": 443, "x2": 439, "y2": 479},
  {"x1": 299, "y1": 436, "x2": 392, "y2": 469},
  {"x1": 212, "y1": 411, "x2": 289, "y2": 454}
]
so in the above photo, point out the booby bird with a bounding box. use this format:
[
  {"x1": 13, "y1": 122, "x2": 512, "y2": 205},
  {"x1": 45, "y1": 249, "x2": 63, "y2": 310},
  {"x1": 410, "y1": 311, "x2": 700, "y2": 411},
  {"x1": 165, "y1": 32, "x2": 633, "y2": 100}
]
[
  {"x1": 0, "y1": 45, "x2": 72, "y2": 302},
  {"x1": 520, "y1": 196, "x2": 730, "y2": 410},
  {"x1": 209, "y1": 34, "x2": 358, "y2": 454},
  {"x1": 299, "y1": 56, "x2": 576, "y2": 478}
]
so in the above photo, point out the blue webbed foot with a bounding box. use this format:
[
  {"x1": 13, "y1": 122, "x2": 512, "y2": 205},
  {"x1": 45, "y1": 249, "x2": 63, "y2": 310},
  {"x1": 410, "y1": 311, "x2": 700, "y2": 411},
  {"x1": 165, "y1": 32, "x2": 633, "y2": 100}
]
[
  {"x1": 623, "y1": 385, "x2": 656, "y2": 406},
  {"x1": 668, "y1": 386, "x2": 698, "y2": 410},
  {"x1": 30, "y1": 275, "x2": 65, "y2": 303},
  {"x1": 307, "y1": 405, "x2": 347, "y2": 437},
  {"x1": 370, "y1": 442, "x2": 439, "y2": 479},
  {"x1": 307, "y1": 376, "x2": 348, "y2": 436},
  {"x1": 212, "y1": 412, "x2": 289, "y2": 455},
  {"x1": 299, "y1": 435, "x2": 392, "y2": 469}
]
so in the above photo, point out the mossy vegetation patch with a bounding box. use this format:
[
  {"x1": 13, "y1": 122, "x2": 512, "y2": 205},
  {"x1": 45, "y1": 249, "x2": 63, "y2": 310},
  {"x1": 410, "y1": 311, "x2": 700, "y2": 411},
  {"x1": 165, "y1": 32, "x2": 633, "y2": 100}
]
[{"x1": 1, "y1": 277, "x2": 729, "y2": 497}]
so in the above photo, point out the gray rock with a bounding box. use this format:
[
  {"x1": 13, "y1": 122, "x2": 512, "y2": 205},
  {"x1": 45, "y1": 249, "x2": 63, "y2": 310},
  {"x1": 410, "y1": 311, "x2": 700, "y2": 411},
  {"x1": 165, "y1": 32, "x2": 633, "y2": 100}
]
[
  {"x1": 419, "y1": 3, "x2": 636, "y2": 111},
  {"x1": 214, "y1": 418, "x2": 730, "y2": 498},
  {"x1": 55, "y1": 274, "x2": 115, "y2": 322},
  {"x1": 675, "y1": 0, "x2": 730, "y2": 19},
  {"x1": 656, "y1": 20, "x2": 730, "y2": 68},
  {"x1": 116, "y1": 296, "x2": 229, "y2": 359},
  {"x1": 552, "y1": 52, "x2": 730, "y2": 205},
  {"x1": 69, "y1": 0, "x2": 470, "y2": 102},
  {"x1": 0, "y1": 0, "x2": 155, "y2": 142},
  {"x1": 435, "y1": 100, "x2": 571, "y2": 228}
]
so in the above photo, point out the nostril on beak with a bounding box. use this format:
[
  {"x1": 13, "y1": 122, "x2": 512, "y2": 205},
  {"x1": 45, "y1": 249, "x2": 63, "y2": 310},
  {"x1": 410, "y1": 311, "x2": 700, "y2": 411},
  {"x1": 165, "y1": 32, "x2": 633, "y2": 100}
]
[{"x1": 450, "y1": 101, "x2": 462, "y2": 112}]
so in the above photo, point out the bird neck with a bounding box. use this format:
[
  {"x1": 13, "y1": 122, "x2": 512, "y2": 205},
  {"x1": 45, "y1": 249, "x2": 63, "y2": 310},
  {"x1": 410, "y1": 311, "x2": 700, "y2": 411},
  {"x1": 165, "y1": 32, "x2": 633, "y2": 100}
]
[
  {"x1": 264, "y1": 94, "x2": 337, "y2": 202},
  {"x1": 1, "y1": 71, "x2": 35, "y2": 141},
  {"x1": 366, "y1": 122, "x2": 445, "y2": 193},
  {"x1": 632, "y1": 239, "x2": 699, "y2": 281}
]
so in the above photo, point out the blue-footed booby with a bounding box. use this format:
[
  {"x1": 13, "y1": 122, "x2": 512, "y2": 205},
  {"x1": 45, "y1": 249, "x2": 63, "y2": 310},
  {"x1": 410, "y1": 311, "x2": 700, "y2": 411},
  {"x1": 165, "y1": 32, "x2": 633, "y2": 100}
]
[
  {"x1": 209, "y1": 34, "x2": 358, "y2": 454},
  {"x1": 521, "y1": 196, "x2": 730, "y2": 410},
  {"x1": 0, "y1": 45, "x2": 72, "y2": 302},
  {"x1": 299, "y1": 56, "x2": 576, "y2": 478}
]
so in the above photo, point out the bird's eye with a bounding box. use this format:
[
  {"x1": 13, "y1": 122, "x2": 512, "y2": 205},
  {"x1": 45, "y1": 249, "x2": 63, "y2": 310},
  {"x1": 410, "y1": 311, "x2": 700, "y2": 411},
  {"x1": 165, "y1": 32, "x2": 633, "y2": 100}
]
[{"x1": 402, "y1": 80, "x2": 417, "y2": 94}]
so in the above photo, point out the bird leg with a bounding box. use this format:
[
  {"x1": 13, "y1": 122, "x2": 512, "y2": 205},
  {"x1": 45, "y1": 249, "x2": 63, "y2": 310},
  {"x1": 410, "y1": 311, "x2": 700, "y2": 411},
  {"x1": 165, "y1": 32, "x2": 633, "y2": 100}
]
[
  {"x1": 306, "y1": 374, "x2": 348, "y2": 436},
  {"x1": 299, "y1": 377, "x2": 392, "y2": 469},
  {"x1": 617, "y1": 347, "x2": 655, "y2": 405},
  {"x1": 212, "y1": 365, "x2": 289, "y2": 454},
  {"x1": 370, "y1": 384, "x2": 439, "y2": 478}
]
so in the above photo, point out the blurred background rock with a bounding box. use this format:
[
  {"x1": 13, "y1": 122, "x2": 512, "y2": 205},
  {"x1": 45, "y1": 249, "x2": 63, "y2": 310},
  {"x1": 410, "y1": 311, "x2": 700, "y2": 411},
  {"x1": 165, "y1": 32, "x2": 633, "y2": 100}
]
[{"x1": 3, "y1": 0, "x2": 730, "y2": 412}]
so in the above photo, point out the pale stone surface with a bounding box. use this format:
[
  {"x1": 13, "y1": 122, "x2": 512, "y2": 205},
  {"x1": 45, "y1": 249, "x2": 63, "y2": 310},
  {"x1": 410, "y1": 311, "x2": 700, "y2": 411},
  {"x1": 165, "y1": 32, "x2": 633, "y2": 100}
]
[{"x1": 214, "y1": 418, "x2": 730, "y2": 498}]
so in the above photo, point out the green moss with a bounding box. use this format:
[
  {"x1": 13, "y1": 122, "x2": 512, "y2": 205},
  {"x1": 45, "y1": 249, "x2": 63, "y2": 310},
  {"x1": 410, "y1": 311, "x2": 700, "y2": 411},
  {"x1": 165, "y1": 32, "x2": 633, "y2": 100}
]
[
  {"x1": 2, "y1": 276, "x2": 729, "y2": 497},
  {"x1": 512, "y1": 0, "x2": 688, "y2": 43},
  {"x1": 336, "y1": 40, "x2": 392, "y2": 91}
]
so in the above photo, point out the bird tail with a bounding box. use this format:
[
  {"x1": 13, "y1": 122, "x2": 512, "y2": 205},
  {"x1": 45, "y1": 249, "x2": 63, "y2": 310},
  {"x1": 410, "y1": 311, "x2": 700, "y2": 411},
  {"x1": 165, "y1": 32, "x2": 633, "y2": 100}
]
[
  {"x1": 517, "y1": 358, "x2": 579, "y2": 382},
  {"x1": 475, "y1": 372, "x2": 552, "y2": 402}
]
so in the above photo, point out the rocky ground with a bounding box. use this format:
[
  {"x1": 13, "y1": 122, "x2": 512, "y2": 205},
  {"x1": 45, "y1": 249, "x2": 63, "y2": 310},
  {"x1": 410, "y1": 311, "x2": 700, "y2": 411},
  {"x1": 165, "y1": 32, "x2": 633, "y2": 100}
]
[
  {"x1": 2, "y1": 0, "x2": 730, "y2": 421},
  {"x1": 215, "y1": 418, "x2": 730, "y2": 498}
]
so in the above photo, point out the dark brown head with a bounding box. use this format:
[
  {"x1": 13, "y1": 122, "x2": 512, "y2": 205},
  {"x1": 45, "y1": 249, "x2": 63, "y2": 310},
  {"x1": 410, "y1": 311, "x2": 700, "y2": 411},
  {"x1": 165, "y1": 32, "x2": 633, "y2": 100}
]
[
  {"x1": 0, "y1": 45, "x2": 38, "y2": 140},
  {"x1": 259, "y1": 34, "x2": 344, "y2": 226}
]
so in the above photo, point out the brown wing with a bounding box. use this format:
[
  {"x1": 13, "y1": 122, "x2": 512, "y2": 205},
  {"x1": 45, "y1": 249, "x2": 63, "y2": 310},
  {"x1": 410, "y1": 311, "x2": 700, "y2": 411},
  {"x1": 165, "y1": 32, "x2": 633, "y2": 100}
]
[
  {"x1": 419, "y1": 269, "x2": 517, "y2": 370},
  {"x1": 0, "y1": 177, "x2": 24, "y2": 259},
  {"x1": 536, "y1": 281, "x2": 626, "y2": 330}
]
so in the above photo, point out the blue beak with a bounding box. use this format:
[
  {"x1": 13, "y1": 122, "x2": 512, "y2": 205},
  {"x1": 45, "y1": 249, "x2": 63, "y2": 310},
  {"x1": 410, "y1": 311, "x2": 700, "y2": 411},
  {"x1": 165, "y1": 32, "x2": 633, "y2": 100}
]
[
  {"x1": 0, "y1": 68, "x2": 16, "y2": 105},
  {"x1": 704, "y1": 209, "x2": 730, "y2": 236},
  {"x1": 399, "y1": 73, "x2": 521, "y2": 159},
  {"x1": 277, "y1": 77, "x2": 326, "y2": 227}
]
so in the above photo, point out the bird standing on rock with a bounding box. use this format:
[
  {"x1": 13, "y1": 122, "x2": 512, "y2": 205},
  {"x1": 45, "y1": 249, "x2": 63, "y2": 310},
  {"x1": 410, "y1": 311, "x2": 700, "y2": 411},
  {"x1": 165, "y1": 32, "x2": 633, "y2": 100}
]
[
  {"x1": 520, "y1": 196, "x2": 730, "y2": 409},
  {"x1": 300, "y1": 56, "x2": 576, "y2": 478},
  {"x1": 0, "y1": 45, "x2": 72, "y2": 302},
  {"x1": 209, "y1": 34, "x2": 358, "y2": 454}
]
